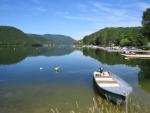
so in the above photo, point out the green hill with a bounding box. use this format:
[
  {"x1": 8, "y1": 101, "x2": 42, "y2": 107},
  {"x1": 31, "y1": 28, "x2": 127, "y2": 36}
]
[
  {"x1": 43, "y1": 34, "x2": 76, "y2": 45},
  {"x1": 0, "y1": 26, "x2": 76, "y2": 46},
  {"x1": 82, "y1": 27, "x2": 148, "y2": 46},
  {"x1": 27, "y1": 34, "x2": 54, "y2": 47},
  {"x1": 0, "y1": 26, "x2": 32, "y2": 46},
  {"x1": 27, "y1": 34, "x2": 76, "y2": 46}
]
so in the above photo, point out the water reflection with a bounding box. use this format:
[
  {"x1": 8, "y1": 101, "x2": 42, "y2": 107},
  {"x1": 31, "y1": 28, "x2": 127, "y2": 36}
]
[
  {"x1": 83, "y1": 48, "x2": 150, "y2": 113},
  {"x1": 138, "y1": 60, "x2": 150, "y2": 93},
  {"x1": 0, "y1": 47, "x2": 75, "y2": 65},
  {"x1": 82, "y1": 48, "x2": 150, "y2": 94},
  {"x1": 0, "y1": 47, "x2": 150, "y2": 113}
]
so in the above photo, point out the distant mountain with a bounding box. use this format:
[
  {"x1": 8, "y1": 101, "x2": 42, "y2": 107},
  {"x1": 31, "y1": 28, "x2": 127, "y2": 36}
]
[
  {"x1": 43, "y1": 34, "x2": 76, "y2": 45},
  {"x1": 27, "y1": 34, "x2": 54, "y2": 47},
  {"x1": 0, "y1": 26, "x2": 76, "y2": 46},
  {"x1": 27, "y1": 34, "x2": 76, "y2": 46}
]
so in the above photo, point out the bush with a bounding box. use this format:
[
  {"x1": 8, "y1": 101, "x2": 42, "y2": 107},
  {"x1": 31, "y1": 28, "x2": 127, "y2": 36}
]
[{"x1": 142, "y1": 46, "x2": 150, "y2": 50}]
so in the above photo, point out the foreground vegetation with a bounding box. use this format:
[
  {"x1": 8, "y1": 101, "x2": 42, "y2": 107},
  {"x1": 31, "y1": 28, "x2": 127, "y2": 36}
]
[{"x1": 49, "y1": 97, "x2": 150, "y2": 113}]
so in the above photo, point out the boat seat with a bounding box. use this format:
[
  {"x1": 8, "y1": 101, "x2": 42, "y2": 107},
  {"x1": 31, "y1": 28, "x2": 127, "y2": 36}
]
[
  {"x1": 97, "y1": 80, "x2": 119, "y2": 87},
  {"x1": 95, "y1": 75, "x2": 112, "y2": 78},
  {"x1": 97, "y1": 80, "x2": 118, "y2": 84},
  {"x1": 98, "y1": 83, "x2": 119, "y2": 87},
  {"x1": 102, "y1": 72, "x2": 109, "y2": 76},
  {"x1": 95, "y1": 74, "x2": 100, "y2": 77},
  {"x1": 95, "y1": 72, "x2": 110, "y2": 76},
  {"x1": 95, "y1": 78, "x2": 113, "y2": 81}
]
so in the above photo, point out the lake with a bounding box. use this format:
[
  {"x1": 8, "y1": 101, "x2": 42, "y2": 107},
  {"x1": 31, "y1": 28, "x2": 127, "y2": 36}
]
[{"x1": 0, "y1": 47, "x2": 150, "y2": 113}]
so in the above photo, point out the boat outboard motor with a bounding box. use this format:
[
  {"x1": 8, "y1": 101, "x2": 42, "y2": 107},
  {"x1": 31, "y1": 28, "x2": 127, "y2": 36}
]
[{"x1": 99, "y1": 67, "x2": 103, "y2": 73}]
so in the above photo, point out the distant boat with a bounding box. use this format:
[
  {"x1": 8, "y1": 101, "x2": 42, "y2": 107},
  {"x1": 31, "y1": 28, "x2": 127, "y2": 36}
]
[
  {"x1": 93, "y1": 70, "x2": 132, "y2": 104},
  {"x1": 121, "y1": 54, "x2": 150, "y2": 59}
]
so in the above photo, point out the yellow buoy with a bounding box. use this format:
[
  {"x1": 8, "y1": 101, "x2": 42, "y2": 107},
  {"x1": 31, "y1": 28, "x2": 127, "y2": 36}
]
[{"x1": 54, "y1": 67, "x2": 59, "y2": 72}]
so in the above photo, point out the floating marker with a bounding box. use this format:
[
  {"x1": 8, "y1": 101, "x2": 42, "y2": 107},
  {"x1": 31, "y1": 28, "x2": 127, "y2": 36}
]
[
  {"x1": 40, "y1": 67, "x2": 44, "y2": 70},
  {"x1": 54, "y1": 67, "x2": 59, "y2": 72}
]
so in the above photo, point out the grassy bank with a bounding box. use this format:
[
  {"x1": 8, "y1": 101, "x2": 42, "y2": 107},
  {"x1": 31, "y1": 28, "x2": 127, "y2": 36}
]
[{"x1": 49, "y1": 97, "x2": 150, "y2": 113}]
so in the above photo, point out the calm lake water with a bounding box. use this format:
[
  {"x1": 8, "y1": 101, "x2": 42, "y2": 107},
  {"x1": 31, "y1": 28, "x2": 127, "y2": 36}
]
[{"x1": 0, "y1": 47, "x2": 150, "y2": 113}]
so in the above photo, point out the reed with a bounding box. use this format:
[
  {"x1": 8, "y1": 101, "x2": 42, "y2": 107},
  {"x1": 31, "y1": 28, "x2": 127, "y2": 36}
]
[{"x1": 49, "y1": 97, "x2": 150, "y2": 113}]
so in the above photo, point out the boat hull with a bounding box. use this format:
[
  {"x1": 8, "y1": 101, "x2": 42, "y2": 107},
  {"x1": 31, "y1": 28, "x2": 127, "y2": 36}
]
[
  {"x1": 121, "y1": 54, "x2": 150, "y2": 59},
  {"x1": 93, "y1": 76, "x2": 126, "y2": 104}
]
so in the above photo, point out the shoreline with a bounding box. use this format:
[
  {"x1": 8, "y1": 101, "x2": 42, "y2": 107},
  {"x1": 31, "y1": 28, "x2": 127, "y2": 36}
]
[{"x1": 82, "y1": 45, "x2": 150, "y2": 53}]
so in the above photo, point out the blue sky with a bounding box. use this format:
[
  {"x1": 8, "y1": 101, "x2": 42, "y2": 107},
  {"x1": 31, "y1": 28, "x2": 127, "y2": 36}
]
[{"x1": 0, "y1": 0, "x2": 149, "y2": 40}]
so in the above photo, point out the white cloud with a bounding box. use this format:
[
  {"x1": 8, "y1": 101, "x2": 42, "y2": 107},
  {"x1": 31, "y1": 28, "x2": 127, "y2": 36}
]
[
  {"x1": 56, "y1": 11, "x2": 70, "y2": 15},
  {"x1": 36, "y1": 7, "x2": 47, "y2": 12},
  {"x1": 57, "y1": 1, "x2": 141, "y2": 30},
  {"x1": 134, "y1": 2, "x2": 150, "y2": 10},
  {"x1": 56, "y1": 10, "x2": 102, "y2": 22},
  {"x1": 92, "y1": 2, "x2": 127, "y2": 17},
  {"x1": 76, "y1": 3, "x2": 89, "y2": 13},
  {"x1": 92, "y1": 2, "x2": 112, "y2": 13},
  {"x1": 55, "y1": 1, "x2": 145, "y2": 39},
  {"x1": 123, "y1": 1, "x2": 150, "y2": 11},
  {"x1": 61, "y1": 15, "x2": 100, "y2": 21}
]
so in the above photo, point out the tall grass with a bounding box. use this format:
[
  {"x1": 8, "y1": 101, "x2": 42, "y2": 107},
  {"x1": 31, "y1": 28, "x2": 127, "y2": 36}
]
[{"x1": 49, "y1": 97, "x2": 150, "y2": 113}]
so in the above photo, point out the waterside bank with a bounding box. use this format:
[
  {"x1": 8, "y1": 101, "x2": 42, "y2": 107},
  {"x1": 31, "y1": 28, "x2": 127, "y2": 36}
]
[{"x1": 82, "y1": 45, "x2": 150, "y2": 53}]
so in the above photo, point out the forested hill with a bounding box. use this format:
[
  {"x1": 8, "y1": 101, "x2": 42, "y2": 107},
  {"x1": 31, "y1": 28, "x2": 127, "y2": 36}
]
[
  {"x1": 33, "y1": 34, "x2": 76, "y2": 45},
  {"x1": 0, "y1": 26, "x2": 32, "y2": 45},
  {"x1": 0, "y1": 26, "x2": 76, "y2": 46},
  {"x1": 43, "y1": 34, "x2": 76, "y2": 45},
  {"x1": 27, "y1": 34, "x2": 54, "y2": 47},
  {"x1": 82, "y1": 27, "x2": 148, "y2": 46},
  {"x1": 27, "y1": 34, "x2": 76, "y2": 46}
]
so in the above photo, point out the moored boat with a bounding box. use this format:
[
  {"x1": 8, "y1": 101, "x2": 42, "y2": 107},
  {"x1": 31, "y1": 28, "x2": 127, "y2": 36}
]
[
  {"x1": 93, "y1": 69, "x2": 132, "y2": 104},
  {"x1": 121, "y1": 54, "x2": 150, "y2": 59}
]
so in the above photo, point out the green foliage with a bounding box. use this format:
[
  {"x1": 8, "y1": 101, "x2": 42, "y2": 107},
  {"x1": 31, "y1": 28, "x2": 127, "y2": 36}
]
[
  {"x1": 43, "y1": 34, "x2": 76, "y2": 45},
  {"x1": 142, "y1": 8, "x2": 150, "y2": 41},
  {"x1": 0, "y1": 26, "x2": 31, "y2": 46},
  {"x1": 82, "y1": 27, "x2": 148, "y2": 47},
  {"x1": 142, "y1": 46, "x2": 150, "y2": 50},
  {"x1": 119, "y1": 38, "x2": 131, "y2": 46},
  {"x1": 27, "y1": 34, "x2": 54, "y2": 47},
  {"x1": 28, "y1": 34, "x2": 76, "y2": 46}
]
